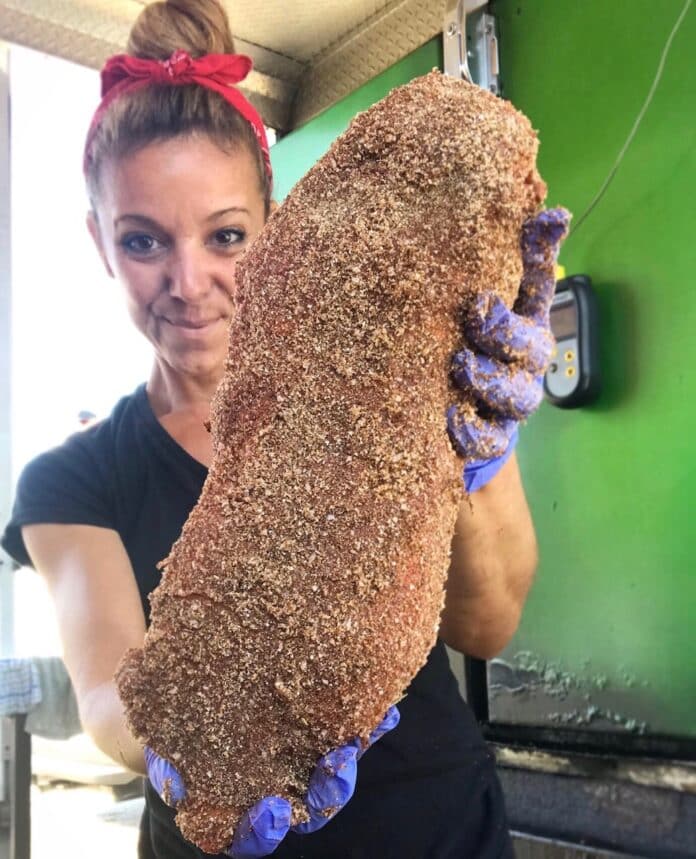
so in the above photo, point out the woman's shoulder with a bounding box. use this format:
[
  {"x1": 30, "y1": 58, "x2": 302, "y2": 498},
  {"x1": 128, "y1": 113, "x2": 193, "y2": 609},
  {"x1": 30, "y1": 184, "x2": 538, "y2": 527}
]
[
  {"x1": 0, "y1": 386, "x2": 148, "y2": 566},
  {"x1": 22, "y1": 385, "x2": 145, "y2": 480}
]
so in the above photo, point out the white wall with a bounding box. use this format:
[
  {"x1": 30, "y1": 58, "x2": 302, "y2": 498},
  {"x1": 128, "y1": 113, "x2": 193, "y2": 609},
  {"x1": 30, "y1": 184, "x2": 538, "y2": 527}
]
[{"x1": 9, "y1": 46, "x2": 151, "y2": 655}]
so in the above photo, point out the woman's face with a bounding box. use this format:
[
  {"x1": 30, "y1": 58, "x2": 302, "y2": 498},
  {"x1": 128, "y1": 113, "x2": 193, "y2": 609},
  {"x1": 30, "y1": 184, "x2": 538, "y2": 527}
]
[{"x1": 89, "y1": 135, "x2": 267, "y2": 381}]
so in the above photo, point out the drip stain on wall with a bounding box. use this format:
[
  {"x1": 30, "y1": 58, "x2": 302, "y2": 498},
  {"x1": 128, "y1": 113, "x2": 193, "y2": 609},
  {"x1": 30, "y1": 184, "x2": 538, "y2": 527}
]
[{"x1": 488, "y1": 651, "x2": 653, "y2": 733}]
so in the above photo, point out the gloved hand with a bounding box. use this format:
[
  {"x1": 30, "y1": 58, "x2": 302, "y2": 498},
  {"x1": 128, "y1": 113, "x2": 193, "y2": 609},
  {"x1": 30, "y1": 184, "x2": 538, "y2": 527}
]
[
  {"x1": 145, "y1": 704, "x2": 400, "y2": 858},
  {"x1": 447, "y1": 207, "x2": 570, "y2": 491}
]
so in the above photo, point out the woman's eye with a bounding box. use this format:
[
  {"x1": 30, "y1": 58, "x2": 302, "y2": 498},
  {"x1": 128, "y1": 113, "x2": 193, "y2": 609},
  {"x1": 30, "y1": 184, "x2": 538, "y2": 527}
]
[
  {"x1": 120, "y1": 234, "x2": 163, "y2": 255},
  {"x1": 211, "y1": 228, "x2": 245, "y2": 248}
]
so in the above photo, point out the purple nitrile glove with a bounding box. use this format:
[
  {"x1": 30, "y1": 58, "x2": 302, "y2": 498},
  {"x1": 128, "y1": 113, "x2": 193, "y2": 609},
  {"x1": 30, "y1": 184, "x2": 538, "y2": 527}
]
[
  {"x1": 146, "y1": 745, "x2": 291, "y2": 858},
  {"x1": 145, "y1": 744, "x2": 187, "y2": 805},
  {"x1": 228, "y1": 797, "x2": 293, "y2": 859},
  {"x1": 144, "y1": 704, "x2": 400, "y2": 858},
  {"x1": 291, "y1": 703, "x2": 401, "y2": 835},
  {"x1": 447, "y1": 207, "x2": 570, "y2": 491}
]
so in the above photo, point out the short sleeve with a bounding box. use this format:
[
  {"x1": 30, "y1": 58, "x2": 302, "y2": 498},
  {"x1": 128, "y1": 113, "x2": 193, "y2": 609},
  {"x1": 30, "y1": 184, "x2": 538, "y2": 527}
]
[{"x1": 1, "y1": 428, "x2": 117, "y2": 569}]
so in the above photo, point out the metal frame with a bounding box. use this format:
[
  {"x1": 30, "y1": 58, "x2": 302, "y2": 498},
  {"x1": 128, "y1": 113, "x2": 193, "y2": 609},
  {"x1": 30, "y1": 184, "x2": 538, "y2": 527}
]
[
  {"x1": 0, "y1": 46, "x2": 23, "y2": 859},
  {"x1": 3, "y1": 716, "x2": 30, "y2": 859},
  {"x1": 464, "y1": 655, "x2": 696, "y2": 857},
  {"x1": 443, "y1": 0, "x2": 500, "y2": 93},
  {"x1": 500, "y1": 764, "x2": 696, "y2": 859},
  {"x1": 484, "y1": 722, "x2": 696, "y2": 763},
  {"x1": 465, "y1": 657, "x2": 696, "y2": 762},
  {"x1": 0, "y1": 41, "x2": 12, "y2": 660}
]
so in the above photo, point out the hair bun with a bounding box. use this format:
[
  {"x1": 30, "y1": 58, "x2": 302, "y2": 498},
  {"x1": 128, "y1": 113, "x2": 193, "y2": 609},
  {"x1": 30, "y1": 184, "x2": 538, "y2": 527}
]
[{"x1": 128, "y1": 0, "x2": 235, "y2": 60}]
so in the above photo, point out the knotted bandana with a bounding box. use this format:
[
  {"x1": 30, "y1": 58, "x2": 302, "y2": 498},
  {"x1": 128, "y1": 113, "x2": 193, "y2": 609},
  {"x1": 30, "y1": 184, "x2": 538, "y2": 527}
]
[{"x1": 84, "y1": 50, "x2": 271, "y2": 177}]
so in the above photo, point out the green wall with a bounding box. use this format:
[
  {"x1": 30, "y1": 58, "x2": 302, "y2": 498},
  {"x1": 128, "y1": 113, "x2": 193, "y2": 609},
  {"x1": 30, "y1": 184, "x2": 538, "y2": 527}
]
[
  {"x1": 270, "y1": 0, "x2": 695, "y2": 739},
  {"x1": 493, "y1": 0, "x2": 695, "y2": 738},
  {"x1": 270, "y1": 40, "x2": 442, "y2": 199}
]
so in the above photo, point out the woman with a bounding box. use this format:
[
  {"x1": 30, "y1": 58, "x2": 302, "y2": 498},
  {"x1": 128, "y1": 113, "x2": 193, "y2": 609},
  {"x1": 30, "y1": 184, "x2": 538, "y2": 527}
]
[{"x1": 2, "y1": 1, "x2": 566, "y2": 856}]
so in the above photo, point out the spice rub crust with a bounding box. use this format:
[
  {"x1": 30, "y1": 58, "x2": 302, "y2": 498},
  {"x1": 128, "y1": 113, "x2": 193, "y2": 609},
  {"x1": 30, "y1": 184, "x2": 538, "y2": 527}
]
[{"x1": 115, "y1": 71, "x2": 547, "y2": 852}]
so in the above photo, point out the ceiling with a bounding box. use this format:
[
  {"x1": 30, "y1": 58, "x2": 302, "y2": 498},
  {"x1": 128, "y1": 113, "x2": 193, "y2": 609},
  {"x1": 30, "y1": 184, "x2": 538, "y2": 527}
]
[
  {"x1": 0, "y1": 0, "x2": 448, "y2": 130},
  {"x1": 223, "y1": 0, "x2": 391, "y2": 61}
]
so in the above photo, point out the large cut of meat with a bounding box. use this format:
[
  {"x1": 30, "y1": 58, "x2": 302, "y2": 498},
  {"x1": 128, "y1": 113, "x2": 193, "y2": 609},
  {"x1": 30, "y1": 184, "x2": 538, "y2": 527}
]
[{"x1": 116, "y1": 71, "x2": 549, "y2": 852}]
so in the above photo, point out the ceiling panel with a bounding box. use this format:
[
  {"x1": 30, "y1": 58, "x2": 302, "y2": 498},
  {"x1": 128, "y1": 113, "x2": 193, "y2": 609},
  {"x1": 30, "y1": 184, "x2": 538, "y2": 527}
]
[
  {"x1": 0, "y1": 0, "x2": 138, "y2": 67},
  {"x1": 0, "y1": 0, "x2": 446, "y2": 129},
  {"x1": 224, "y1": 0, "x2": 391, "y2": 61}
]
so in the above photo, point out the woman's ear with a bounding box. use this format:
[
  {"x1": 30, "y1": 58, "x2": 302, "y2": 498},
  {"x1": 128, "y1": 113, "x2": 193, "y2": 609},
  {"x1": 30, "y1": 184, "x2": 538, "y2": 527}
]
[{"x1": 86, "y1": 210, "x2": 115, "y2": 278}]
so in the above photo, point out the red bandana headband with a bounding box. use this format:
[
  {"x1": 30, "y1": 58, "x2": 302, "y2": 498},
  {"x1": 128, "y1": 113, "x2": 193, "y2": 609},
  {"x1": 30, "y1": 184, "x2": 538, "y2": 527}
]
[{"x1": 84, "y1": 50, "x2": 271, "y2": 178}]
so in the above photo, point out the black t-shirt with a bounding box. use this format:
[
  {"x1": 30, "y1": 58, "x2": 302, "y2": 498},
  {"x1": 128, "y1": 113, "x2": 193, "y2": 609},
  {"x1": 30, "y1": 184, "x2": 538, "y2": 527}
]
[{"x1": 2, "y1": 384, "x2": 513, "y2": 859}]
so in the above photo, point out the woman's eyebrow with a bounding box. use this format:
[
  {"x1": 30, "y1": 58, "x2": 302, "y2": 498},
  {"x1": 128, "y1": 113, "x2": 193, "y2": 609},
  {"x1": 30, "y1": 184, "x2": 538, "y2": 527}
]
[
  {"x1": 114, "y1": 213, "x2": 162, "y2": 229},
  {"x1": 207, "y1": 206, "x2": 250, "y2": 221},
  {"x1": 113, "y1": 208, "x2": 250, "y2": 229}
]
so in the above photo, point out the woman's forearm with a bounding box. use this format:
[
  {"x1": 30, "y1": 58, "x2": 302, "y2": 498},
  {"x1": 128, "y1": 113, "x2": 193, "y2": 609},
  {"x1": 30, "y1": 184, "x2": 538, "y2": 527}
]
[
  {"x1": 80, "y1": 680, "x2": 146, "y2": 775},
  {"x1": 439, "y1": 453, "x2": 538, "y2": 658}
]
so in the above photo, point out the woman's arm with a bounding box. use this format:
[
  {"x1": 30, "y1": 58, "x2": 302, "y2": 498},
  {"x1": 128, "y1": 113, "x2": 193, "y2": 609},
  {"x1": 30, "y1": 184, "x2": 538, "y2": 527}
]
[
  {"x1": 439, "y1": 452, "x2": 538, "y2": 658},
  {"x1": 22, "y1": 523, "x2": 147, "y2": 774},
  {"x1": 441, "y1": 210, "x2": 568, "y2": 658}
]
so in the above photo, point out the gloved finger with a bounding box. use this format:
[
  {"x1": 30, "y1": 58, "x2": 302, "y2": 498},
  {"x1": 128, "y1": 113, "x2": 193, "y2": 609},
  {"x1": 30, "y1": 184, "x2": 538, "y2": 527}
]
[
  {"x1": 348, "y1": 706, "x2": 401, "y2": 760},
  {"x1": 452, "y1": 348, "x2": 543, "y2": 421},
  {"x1": 228, "y1": 796, "x2": 292, "y2": 859},
  {"x1": 514, "y1": 207, "x2": 571, "y2": 324},
  {"x1": 447, "y1": 403, "x2": 517, "y2": 461},
  {"x1": 345, "y1": 704, "x2": 401, "y2": 759},
  {"x1": 365, "y1": 705, "x2": 400, "y2": 751},
  {"x1": 144, "y1": 746, "x2": 187, "y2": 806},
  {"x1": 463, "y1": 428, "x2": 519, "y2": 493},
  {"x1": 463, "y1": 293, "x2": 554, "y2": 373},
  {"x1": 291, "y1": 746, "x2": 358, "y2": 835}
]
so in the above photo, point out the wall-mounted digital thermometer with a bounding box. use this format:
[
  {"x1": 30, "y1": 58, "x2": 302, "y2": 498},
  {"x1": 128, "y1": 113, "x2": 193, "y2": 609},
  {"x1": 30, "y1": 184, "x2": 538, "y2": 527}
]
[{"x1": 544, "y1": 274, "x2": 601, "y2": 408}]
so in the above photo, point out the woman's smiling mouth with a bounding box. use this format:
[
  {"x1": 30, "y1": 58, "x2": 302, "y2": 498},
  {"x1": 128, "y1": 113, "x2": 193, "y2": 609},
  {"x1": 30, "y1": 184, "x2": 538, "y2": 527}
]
[{"x1": 162, "y1": 317, "x2": 224, "y2": 336}]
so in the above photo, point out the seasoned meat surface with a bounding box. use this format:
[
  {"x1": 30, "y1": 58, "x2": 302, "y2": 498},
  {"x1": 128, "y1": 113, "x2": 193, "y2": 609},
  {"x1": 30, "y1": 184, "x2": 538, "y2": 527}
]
[{"x1": 116, "y1": 71, "x2": 547, "y2": 852}]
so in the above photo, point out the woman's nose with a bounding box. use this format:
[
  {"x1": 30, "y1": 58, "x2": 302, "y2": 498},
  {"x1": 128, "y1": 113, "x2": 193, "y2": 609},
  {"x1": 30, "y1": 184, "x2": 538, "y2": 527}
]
[{"x1": 166, "y1": 246, "x2": 212, "y2": 302}]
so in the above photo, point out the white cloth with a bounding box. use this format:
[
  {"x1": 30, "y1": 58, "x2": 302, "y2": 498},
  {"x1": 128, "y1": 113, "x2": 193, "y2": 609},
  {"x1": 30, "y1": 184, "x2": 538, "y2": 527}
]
[
  {"x1": 0, "y1": 657, "x2": 42, "y2": 715},
  {"x1": 0, "y1": 656, "x2": 81, "y2": 738},
  {"x1": 25, "y1": 657, "x2": 81, "y2": 739}
]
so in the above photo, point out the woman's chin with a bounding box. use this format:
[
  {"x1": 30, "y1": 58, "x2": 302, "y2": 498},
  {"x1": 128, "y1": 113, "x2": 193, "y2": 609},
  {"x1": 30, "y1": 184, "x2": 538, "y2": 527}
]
[{"x1": 164, "y1": 345, "x2": 227, "y2": 381}]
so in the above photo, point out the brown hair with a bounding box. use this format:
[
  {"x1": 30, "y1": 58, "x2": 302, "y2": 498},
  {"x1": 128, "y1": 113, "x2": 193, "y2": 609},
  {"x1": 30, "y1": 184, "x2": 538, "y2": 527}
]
[{"x1": 85, "y1": 0, "x2": 271, "y2": 215}]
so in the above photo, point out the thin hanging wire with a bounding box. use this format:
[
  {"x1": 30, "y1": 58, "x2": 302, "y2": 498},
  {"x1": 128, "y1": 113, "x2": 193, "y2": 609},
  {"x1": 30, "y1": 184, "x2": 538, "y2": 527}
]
[{"x1": 567, "y1": 0, "x2": 693, "y2": 243}]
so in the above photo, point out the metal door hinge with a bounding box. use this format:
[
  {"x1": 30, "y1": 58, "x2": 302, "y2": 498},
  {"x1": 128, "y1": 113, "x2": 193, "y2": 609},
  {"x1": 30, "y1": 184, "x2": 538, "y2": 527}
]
[{"x1": 443, "y1": 1, "x2": 500, "y2": 94}]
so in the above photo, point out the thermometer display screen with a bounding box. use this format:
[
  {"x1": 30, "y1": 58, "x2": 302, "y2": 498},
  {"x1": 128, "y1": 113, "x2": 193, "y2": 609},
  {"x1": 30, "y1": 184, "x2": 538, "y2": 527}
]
[
  {"x1": 544, "y1": 275, "x2": 600, "y2": 408},
  {"x1": 551, "y1": 298, "x2": 578, "y2": 341}
]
